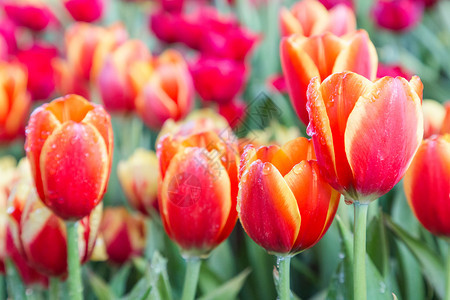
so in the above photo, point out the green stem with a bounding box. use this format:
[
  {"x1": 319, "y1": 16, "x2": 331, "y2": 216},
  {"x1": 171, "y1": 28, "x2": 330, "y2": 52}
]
[
  {"x1": 181, "y1": 258, "x2": 201, "y2": 300},
  {"x1": 66, "y1": 222, "x2": 82, "y2": 300},
  {"x1": 0, "y1": 274, "x2": 5, "y2": 300},
  {"x1": 445, "y1": 243, "x2": 450, "y2": 300},
  {"x1": 49, "y1": 277, "x2": 59, "y2": 300},
  {"x1": 277, "y1": 256, "x2": 291, "y2": 300},
  {"x1": 353, "y1": 203, "x2": 369, "y2": 300}
]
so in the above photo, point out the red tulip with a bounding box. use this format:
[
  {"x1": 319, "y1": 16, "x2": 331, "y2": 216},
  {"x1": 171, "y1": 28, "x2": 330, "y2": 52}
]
[
  {"x1": 190, "y1": 56, "x2": 246, "y2": 105},
  {"x1": 100, "y1": 207, "x2": 146, "y2": 264},
  {"x1": 97, "y1": 40, "x2": 151, "y2": 112},
  {"x1": 280, "y1": 0, "x2": 356, "y2": 37},
  {"x1": 159, "y1": 0, "x2": 184, "y2": 13},
  {"x1": 16, "y1": 43, "x2": 58, "y2": 101},
  {"x1": 217, "y1": 98, "x2": 247, "y2": 128},
  {"x1": 117, "y1": 149, "x2": 159, "y2": 216},
  {"x1": 377, "y1": 63, "x2": 412, "y2": 80},
  {"x1": 281, "y1": 30, "x2": 378, "y2": 125},
  {"x1": 404, "y1": 135, "x2": 450, "y2": 236},
  {"x1": 64, "y1": 0, "x2": 105, "y2": 23},
  {"x1": 157, "y1": 111, "x2": 239, "y2": 257},
  {"x1": 238, "y1": 137, "x2": 340, "y2": 254},
  {"x1": 372, "y1": 0, "x2": 424, "y2": 32},
  {"x1": 0, "y1": 18, "x2": 18, "y2": 55},
  {"x1": 318, "y1": 0, "x2": 353, "y2": 9},
  {"x1": 2, "y1": 0, "x2": 55, "y2": 31},
  {"x1": 0, "y1": 61, "x2": 31, "y2": 143},
  {"x1": 149, "y1": 10, "x2": 183, "y2": 45},
  {"x1": 25, "y1": 95, "x2": 113, "y2": 220},
  {"x1": 132, "y1": 50, "x2": 194, "y2": 130},
  {"x1": 267, "y1": 74, "x2": 288, "y2": 94},
  {"x1": 306, "y1": 71, "x2": 423, "y2": 203}
]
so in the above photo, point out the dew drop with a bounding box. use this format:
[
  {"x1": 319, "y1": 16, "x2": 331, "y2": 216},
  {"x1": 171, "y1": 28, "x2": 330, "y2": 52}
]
[
  {"x1": 292, "y1": 164, "x2": 304, "y2": 175},
  {"x1": 262, "y1": 163, "x2": 272, "y2": 175}
]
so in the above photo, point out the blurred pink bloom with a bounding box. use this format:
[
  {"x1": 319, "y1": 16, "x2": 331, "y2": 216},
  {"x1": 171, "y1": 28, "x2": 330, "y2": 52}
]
[
  {"x1": 0, "y1": 18, "x2": 17, "y2": 55},
  {"x1": 218, "y1": 98, "x2": 247, "y2": 128},
  {"x1": 372, "y1": 0, "x2": 424, "y2": 32},
  {"x1": 159, "y1": 0, "x2": 184, "y2": 13},
  {"x1": 318, "y1": 0, "x2": 353, "y2": 9},
  {"x1": 377, "y1": 63, "x2": 413, "y2": 80},
  {"x1": 64, "y1": 0, "x2": 105, "y2": 23},
  {"x1": 267, "y1": 74, "x2": 287, "y2": 94},
  {"x1": 2, "y1": 1, "x2": 56, "y2": 31}
]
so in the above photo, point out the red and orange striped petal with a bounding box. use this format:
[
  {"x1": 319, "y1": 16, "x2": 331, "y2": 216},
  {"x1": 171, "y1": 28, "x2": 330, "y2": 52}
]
[
  {"x1": 238, "y1": 160, "x2": 300, "y2": 254},
  {"x1": 345, "y1": 76, "x2": 423, "y2": 201}
]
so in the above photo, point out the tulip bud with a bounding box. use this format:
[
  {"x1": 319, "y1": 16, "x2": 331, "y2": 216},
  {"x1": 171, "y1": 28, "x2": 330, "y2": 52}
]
[
  {"x1": 100, "y1": 207, "x2": 146, "y2": 264},
  {"x1": 64, "y1": 0, "x2": 105, "y2": 23},
  {"x1": 372, "y1": 0, "x2": 423, "y2": 32},
  {"x1": 0, "y1": 61, "x2": 31, "y2": 143},
  {"x1": 2, "y1": 0, "x2": 55, "y2": 31},
  {"x1": 404, "y1": 135, "x2": 450, "y2": 236},
  {"x1": 118, "y1": 149, "x2": 159, "y2": 216},
  {"x1": 377, "y1": 63, "x2": 412, "y2": 80},
  {"x1": 281, "y1": 30, "x2": 378, "y2": 125},
  {"x1": 280, "y1": 0, "x2": 356, "y2": 37},
  {"x1": 25, "y1": 94, "x2": 113, "y2": 220},
  {"x1": 422, "y1": 100, "x2": 447, "y2": 139},
  {"x1": 97, "y1": 40, "x2": 151, "y2": 112},
  {"x1": 132, "y1": 50, "x2": 194, "y2": 130},
  {"x1": 306, "y1": 72, "x2": 423, "y2": 203},
  {"x1": 238, "y1": 137, "x2": 340, "y2": 254},
  {"x1": 149, "y1": 10, "x2": 182, "y2": 45},
  {"x1": 157, "y1": 110, "x2": 239, "y2": 258}
]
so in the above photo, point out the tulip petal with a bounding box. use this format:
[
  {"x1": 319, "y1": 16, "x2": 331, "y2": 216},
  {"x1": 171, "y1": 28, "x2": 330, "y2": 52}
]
[
  {"x1": 345, "y1": 76, "x2": 423, "y2": 201},
  {"x1": 238, "y1": 161, "x2": 300, "y2": 254}
]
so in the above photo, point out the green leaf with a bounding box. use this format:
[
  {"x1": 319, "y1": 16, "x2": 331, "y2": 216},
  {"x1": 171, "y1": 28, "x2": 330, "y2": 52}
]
[
  {"x1": 87, "y1": 270, "x2": 116, "y2": 300},
  {"x1": 147, "y1": 252, "x2": 173, "y2": 300},
  {"x1": 198, "y1": 269, "x2": 251, "y2": 300},
  {"x1": 110, "y1": 263, "x2": 132, "y2": 297},
  {"x1": 367, "y1": 212, "x2": 389, "y2": 277},
  {"x1": 385, "y1": 216, "x2": 445, "y2": 299},
  {"x1": 5, "y1": 259, "x2": 26, "y2": 300}
]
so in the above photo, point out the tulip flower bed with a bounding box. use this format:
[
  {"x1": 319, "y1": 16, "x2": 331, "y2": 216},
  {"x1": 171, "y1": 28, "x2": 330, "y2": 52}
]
[{"x1": 0, "y1": 0, "x2": 449, "y2": 299}]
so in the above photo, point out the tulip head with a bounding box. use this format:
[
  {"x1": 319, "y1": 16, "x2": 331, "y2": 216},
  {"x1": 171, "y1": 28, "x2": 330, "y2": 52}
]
[
  {"x1": 377, "y1": 63, "x2": 412, "y2": 80},
  {"x1": 100, "y1": 207, "x2": 146, "y2": 264},
  {"x1": 2, "y1": 0, "x2": 55, "y2": 31},
  {"x1": 0, "y1": 61, "x2": 31, "y2": 143},
  {"x1": 157, "y1": 111, "x2": 239, "y2": 258},
  {"x1": 25, "y1": 94, "x2": 113, "y2": 220},
  {"x1": 238, "y1": 137, "x2": 340, "y2": 255},
  {"x1": 64, "y1": 0, "x2": 105, "y2": 23},
  {"x1": 306, "y1": 72, "x2": 423, "y2": 203},
  {"x1": 132, "y1": 50, "x2": 194, "y2": 130},
  {"x1": 118, "y1": 148, "x2": 159, "y2": 216},
  {"x1": 281, "y1": 30, "x2": 378, "y2": 125},
  {"x1": 372, "y1": 0, "x2": 423, "y2": 32},
  {"x1": 280, "y1": 0, "x2": 356, "y2": 37},
  {"x1": 404, "y1": 135, "x2": 450, "y2": 236}
]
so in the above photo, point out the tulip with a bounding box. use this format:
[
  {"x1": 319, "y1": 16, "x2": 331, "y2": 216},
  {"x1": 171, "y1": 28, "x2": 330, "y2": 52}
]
[
  {"x1": 307, "y1": 71, "x2": 423, "y2": 300},
  {"x1": 442, "y1": 102, "x2": 450, "y2": 135},
  {"x1": 280, "y1": 0, "x2": 356, "y2": 37},
  {"x1": 267, "y1": 74, "x2": 288, "y2": 94},
  {"x1": 190, "y1": 56, "x2": 246, "y2": 105},
  {"x1": 2, "y1": 0, "x2": 55, "y2": 31},
  {"x1": 149, "y1": 10, "x2": 182, "y2": 45},
  {"x1": 422, "y1": 100, "x2": 447, "y2": 138},
  {"x1": 97, "y1": 40, "x2": 151, "y2": 112},
  {"x1": 159, "y1": 0, "x2": 184, "y2": 13},
  {"x1": 377, "y1": 63, "x2": 412, "y2": 80},
  {"x1": 404, "y1": 135, "x2": 450, "y2": 236},
  {"x1": 16, "y1": 43, "x2": 58, "y2": 101},
  {"x1": 131, "y1": 50, "x2": 194, "y2": 130},
  {"x1": 25, "y1": 94, "x2": 113, "y2": 220},
  {"x1": 372, "y1": 0, "x2": 423, "y2": 32},
  {"x1": 100, "y1": 207, "x2": 146, "y2": 264},
  {"x1": 64, "y1": 0, "x2": 105, "y2": 23},
  {"x1": 117, "y1": 148, "x2": 159, "y2": 216},
  {"x1": 280, "y1": 30, "x2": 378, "y2": 125},
  {"x1": 217, "y1": 98, "x2": 247, "y2": 128},
  {"x1": 0, "y1": 61, "x2": 31, "y2": 143},
  {"x1": 318, "y1": 0, "x2": 353, "y2": 9},
  {"x1": 53, "y1": 59, "x2": 91, "y2": 99},
  {"x1": 0, "y1": 18, "x2": 18, "y2": 55}
]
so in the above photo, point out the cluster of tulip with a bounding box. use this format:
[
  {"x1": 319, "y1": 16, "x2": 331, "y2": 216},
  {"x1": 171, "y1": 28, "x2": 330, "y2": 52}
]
[{"x1": 0, "y1": 0, "x2": 449, "y2": 299}]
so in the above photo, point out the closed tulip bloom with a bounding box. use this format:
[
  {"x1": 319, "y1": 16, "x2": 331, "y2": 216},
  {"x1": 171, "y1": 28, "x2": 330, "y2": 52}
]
[
  {"x1": 25, "y1": 94, "x2": 113, "y2": 220},
  {"x1": 372, "y1": 0, "x2": 423, "y2": 32},
  {"x1": 100, "y1": 207, "x2": 146, "y2": 264},
  {"x1": 64, "y1": 0, "x2": 105, "y2": 23},
  {"x1": 404, "y1": 135, "x2": 450, "y2": 236},
  {"x1": 2, "y1": 0, "x2": 55, "y2": 31},
  {"x1": 238, "y1": 138, "x2": 340, "y2": 255},
  {"x1": 97, "y1": 40, "x2": 151, "y2": 112},
  {"x1": 306, "y1": 72, "x2": 423, "y2": 203},
  {"x1": 117, "y1": 148, "x2": 159, "y2": 216},
  {"x1": 157, "y1": 111, "x2": 239, "y2": 257},
  {"x1": 281, "y1": 30, "x2": 378, "y2": 125},
  {"x1": 280, "y1": 0, "x2": 356, "y2": 37},
  {"x1": 422, "y1": 100, "x2": 447, "y2": 138},
  {"x1": 132, "y1": 50, "x2": 194, "y2": 130},
  {"x1": 0, "y1": 62, "x2": 31, "y2": 143}
]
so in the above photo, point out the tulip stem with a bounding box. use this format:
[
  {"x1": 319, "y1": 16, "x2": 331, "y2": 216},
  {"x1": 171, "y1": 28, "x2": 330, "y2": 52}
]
[
  {"x1": 49, "y1": 277, "x2": 59, "y2": 300},
  {"x1": 353, "y1": 203, "x2": 369, "y2": 300},
  {"x1": 181, "y1": 258, "x2": 201, "y2": 300},
  {"x1": 445, "y1": 243, "x2": 450, "y2": 300},
  {"x1": 0, "y1": 274, "x2": 4, "y2": 300},
  {"x1": 277, "y1": 256, "x2": 291, "y2": 300},
  {"x1": 66, "y1": 221, "x2": 83, "y2": 300}
]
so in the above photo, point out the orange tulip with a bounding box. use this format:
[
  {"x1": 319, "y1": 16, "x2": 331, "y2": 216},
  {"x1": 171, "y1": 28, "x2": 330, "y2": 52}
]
[
  {"x1": 97, "y1": 40, "x2": 151, "y2": 112},
  {"x1": 404, "y1": 135, "x2": 450, "y2": 236},
  {"x1": 280, "y1": 0, "x2": 356, "y2": 37},
  {"x1": 132, "y1": 50, "x2": 194, "y2": 130},
  {"x1": 118, "y1": 148, "x2": 159, "y2": 216},
  {"x1": 422, "y1": 100, "x2": 447, "y2": 138},
  {"x1": 157, "y1": 110, "x2": 238, "y2": 257},
  {"x1": 306, "y1": 72, "x2": 423, "y2": 203},
  {"x1": 25, "y1": 94, "x2": 113, "y2": 220},
  {"x1": 100, "y1": 207, "x2": 146, "y2": 264},
  {"x1": 280, "y1": 30, "x2": 378, "y2": 125},
  {"x1": 0, "y1": 61, "x2": 31, "y2": 142},
  {"x1": 238, "y1": 137, "x2": 340, "y2": 254}
]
